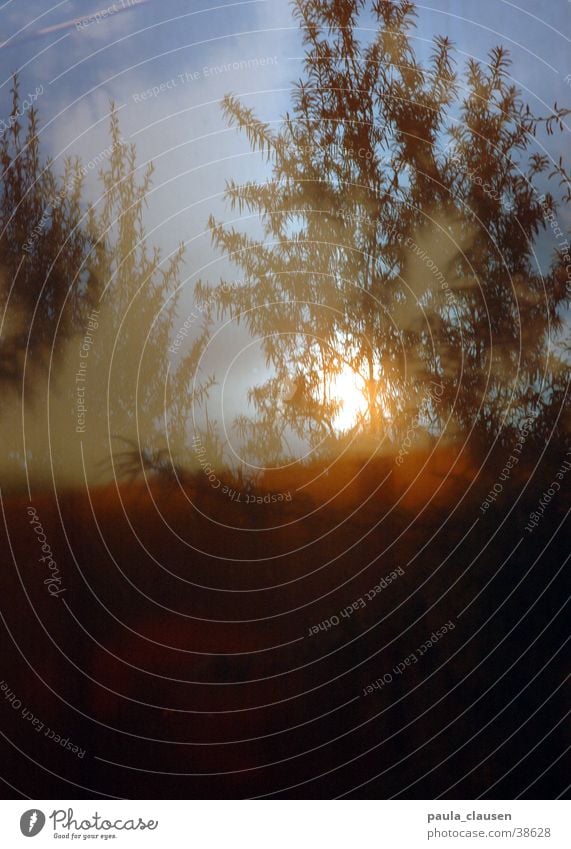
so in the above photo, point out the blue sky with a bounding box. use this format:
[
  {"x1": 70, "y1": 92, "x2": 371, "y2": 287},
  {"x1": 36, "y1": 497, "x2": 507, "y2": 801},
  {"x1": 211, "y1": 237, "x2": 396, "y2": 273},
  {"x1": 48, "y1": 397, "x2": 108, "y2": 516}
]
[{"x1": 3, "y1": 1, "x2": 570, "y2": 251}]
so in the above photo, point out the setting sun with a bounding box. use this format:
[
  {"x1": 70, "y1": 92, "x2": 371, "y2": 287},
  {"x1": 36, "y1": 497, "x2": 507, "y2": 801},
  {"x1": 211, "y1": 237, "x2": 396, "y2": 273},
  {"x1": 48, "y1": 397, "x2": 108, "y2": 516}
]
[{"x1": 329, "y1": 365, "x2": 369, "y2": 431}]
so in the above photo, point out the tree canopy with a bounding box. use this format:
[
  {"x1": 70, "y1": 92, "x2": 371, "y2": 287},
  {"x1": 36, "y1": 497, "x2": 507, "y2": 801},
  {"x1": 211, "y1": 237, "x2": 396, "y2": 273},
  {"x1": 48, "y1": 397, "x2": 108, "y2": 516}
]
[
  {"x1": 199, "y1": 0, "x2": 570, "y2": 464},
  {"x1": 0, "y1": 78, "x2": 211, "y2": 487}
]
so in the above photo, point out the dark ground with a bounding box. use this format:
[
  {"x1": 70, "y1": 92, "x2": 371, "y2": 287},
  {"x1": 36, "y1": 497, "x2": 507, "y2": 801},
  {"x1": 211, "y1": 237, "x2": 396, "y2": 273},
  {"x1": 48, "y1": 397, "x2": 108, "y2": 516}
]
[{"x1": 0, "y1": 444, "x2": 569, "y2": 799}]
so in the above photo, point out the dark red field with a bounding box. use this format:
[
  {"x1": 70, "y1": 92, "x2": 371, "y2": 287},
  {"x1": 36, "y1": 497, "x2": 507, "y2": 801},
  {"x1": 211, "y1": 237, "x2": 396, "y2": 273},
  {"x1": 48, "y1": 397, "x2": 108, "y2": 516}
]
[{"x1": 1, "y1": 445, "x2": 567, "y2": 798}]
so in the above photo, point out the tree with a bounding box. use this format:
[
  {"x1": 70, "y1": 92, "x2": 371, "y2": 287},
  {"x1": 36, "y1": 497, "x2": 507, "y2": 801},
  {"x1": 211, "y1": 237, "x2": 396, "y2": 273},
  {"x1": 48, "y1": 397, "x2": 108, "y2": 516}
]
[
  {"x1": 199, "y1": 0, "x2": 570, "y2": 462},
  {"x1": 0, "y1": 74, "x2": 94, "y2": 397},
  {"x1": 76, "y1": 106, "x2": 212, "y2": 469},
  {"x1": 0, "y1": 81, "x2": 211, "y2": 488}
]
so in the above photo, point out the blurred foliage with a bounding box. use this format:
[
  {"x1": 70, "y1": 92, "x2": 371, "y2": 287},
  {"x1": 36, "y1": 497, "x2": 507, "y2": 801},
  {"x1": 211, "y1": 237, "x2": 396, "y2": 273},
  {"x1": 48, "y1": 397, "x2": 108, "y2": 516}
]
[
  {"x1": 0, "y1": 77, "x2": 212, "y2": 485},
  {"x1": 199, "y1": 0, "x2": 570, "y2": 462},
  {"x1": 0, "y1": 74, "x2": 93, "y2": 391}
]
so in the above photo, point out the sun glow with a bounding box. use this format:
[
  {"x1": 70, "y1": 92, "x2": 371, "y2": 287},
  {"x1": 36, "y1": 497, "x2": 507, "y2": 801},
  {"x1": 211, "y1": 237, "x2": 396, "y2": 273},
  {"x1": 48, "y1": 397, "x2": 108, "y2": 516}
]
[{"x1": 330, "y1": 365, "x2": 370, "y2": 432}]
